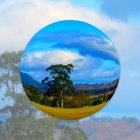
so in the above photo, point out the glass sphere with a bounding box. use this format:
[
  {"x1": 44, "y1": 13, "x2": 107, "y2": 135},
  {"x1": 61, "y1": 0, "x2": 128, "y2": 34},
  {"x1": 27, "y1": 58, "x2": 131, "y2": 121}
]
[{"x1": 20, "y1": 20, "x2": 120, "y2": 120}]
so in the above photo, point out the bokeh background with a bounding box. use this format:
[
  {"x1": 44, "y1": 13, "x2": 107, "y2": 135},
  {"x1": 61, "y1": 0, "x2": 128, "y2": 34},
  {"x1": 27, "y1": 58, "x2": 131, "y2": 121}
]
[{"x1": 0, "y1": 0, "x2": 140, "y2": 139}]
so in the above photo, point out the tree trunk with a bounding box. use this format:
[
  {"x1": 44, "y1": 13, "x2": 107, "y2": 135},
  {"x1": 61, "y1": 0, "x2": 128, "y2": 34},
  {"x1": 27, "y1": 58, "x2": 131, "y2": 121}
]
[
  {"x1": 60, "y1": 90, "x2": 64, "y2": 109},
  {"x1": 61, "y1": 99, "x2": 64, "y2": 109}
]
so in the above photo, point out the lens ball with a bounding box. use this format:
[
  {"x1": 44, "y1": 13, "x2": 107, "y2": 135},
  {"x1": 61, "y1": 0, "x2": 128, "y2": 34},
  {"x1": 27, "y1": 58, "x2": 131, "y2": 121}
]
[{"x1": 20, "y1": 20, "x2": 120, "y2": 120}]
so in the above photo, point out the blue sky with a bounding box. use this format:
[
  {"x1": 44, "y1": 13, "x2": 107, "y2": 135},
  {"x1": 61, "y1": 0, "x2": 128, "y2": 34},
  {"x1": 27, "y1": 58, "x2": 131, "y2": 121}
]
[
  {"x1": 70, "y1": 0, "x2": 140, "y2": 21},
  {"x1": 100, "y1": 0, "x2": 140, "y2": 21},
  {"x1": 21, "y1": 20, "x2": 120, "y2": 84},
  {"x1": 70, "y1": 0, "x2": 101, "y2": 11},
  {"x1": 0, "y1": 0, "x2": 140, "y2": 119}
]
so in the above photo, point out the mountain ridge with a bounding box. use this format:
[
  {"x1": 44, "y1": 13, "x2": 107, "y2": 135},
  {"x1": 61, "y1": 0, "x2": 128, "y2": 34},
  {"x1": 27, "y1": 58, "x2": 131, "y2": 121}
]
[
  {"x1": 20, "y1": 72, "x2": 119, "y2": 94},
  {"x1": 20, "y1": 72, "x2": 46, "y2": 93}
]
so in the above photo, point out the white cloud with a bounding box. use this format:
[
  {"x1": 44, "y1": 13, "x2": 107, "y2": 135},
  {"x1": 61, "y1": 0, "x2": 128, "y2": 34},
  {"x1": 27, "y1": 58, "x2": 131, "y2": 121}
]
[
  {"x1": 92, "y1": 69, "x2": 118, "y2": 78},
  {"x1": 98, "y1": 60, "x2": 119, "y2": 71},
  {"x1": 0, "y1": 0, "x2": 138, "y2": 57},
  {"x1": 91, "y1": 60, "x2": 120, "y2": 79},
  {"x1": 21, "y1": 50, "x2": 88, "y2": 69}
]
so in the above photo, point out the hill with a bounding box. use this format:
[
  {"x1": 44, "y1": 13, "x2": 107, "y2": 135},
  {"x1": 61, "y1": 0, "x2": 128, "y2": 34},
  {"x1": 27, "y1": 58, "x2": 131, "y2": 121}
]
[
  {"x1": 20, "y1": 72, "x2": 119, "y2": 95},
  {"x1": 79, "y1": 117, "x2": 140, "y2": 140},
  {"x1": 74, "y1": 78, "x2": 119, "y2": 94},
  {"x1": 20, "y1": 72, "x2": 46, "y2": 93}
]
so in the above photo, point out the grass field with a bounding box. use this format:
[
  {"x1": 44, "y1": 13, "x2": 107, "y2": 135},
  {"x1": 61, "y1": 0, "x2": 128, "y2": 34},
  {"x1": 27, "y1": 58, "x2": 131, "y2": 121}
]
[{"x1": 32, "y1": 101, "x2": 108, "y2": 120}]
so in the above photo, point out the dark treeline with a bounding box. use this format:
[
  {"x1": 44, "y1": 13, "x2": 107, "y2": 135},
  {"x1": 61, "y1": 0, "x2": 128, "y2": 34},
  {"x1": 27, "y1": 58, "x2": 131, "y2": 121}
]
[{"x1": 24, "y1": 85, "x2": 115, "y2": 108}]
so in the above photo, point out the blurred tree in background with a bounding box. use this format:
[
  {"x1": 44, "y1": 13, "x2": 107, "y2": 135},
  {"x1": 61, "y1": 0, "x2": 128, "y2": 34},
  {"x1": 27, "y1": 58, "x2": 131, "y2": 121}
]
[{"x1": 0, "y1": 51, "x2": 87, "y2": 140}]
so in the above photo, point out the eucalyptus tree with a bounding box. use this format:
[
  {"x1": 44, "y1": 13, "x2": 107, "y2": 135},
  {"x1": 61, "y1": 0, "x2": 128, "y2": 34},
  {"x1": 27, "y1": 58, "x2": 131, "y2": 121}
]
[{"x1": 42, "y1": 64, "x2": 74, "y2": 108}]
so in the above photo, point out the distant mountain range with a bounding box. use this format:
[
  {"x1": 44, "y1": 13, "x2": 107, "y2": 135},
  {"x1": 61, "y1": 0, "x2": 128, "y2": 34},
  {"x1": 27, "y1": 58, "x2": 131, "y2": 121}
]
[
  {"x1": 74, "y1": 79, "x2": 119, "y2": 94},
  {"x1": 20, "y1": 72, "x2": 119, "y2": 94},
  {"x1": 20, "y1": 72, "x2": 46, "y2": 93}
]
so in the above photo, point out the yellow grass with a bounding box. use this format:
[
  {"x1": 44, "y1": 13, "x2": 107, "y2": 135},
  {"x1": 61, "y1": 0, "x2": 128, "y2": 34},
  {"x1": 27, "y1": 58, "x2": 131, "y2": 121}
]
[{"x1": 32, "y1": 101, "x2": 108, "y2": 120}]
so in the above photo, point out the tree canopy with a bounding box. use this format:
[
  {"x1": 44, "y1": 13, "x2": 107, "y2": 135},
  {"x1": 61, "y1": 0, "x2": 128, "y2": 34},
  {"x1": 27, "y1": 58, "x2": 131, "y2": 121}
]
[{"x1": 42, "y1": 64, "x2": 74, "y2": 108}]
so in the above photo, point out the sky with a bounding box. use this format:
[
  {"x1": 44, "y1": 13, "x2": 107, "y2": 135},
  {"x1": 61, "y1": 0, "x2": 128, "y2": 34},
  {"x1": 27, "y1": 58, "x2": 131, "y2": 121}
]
[
  {"x1": 0, "y1": 0, "x2": 140, "y2": 119},
  {"x1": 20, "y1": 20, "x2": 120, "y2": 84}
]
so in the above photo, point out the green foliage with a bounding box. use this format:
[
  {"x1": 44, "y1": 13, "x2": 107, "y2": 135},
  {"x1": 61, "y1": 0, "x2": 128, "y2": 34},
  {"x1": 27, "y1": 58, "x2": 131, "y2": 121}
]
[
  {"x1": 40, "y1": 96, "x2": 52, "y2": 106},
  {"x1": 93, "y1": 98, "x2": 104, "y2": 105},
  {"x1": 58, "y1": 126, "x2": 88, "y2": 140},
  {"x1": 42, "y1": 64, "x2": 74, "y2": 108},
  {"x1": 24, "y1": 85, "x2": 53, "y2": 106},
  {"x1": 0, "y1": 51, "x2": 22, "y2": 95},
  {"x1": 24, "y1": 85, "x2": 41, "y2": 102},
  {"x1": 51, "y1": 97, "x2": 62, "y2": 107},
  {"x1": 72, "y1": 91, "x2": 90, "y2": 108},
  {"x1": 84, "y1": 98, "x2": 96, "y2": 106},
  {"x1": 0, "y1": 51, "x2": 22, "y2": 72}
]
